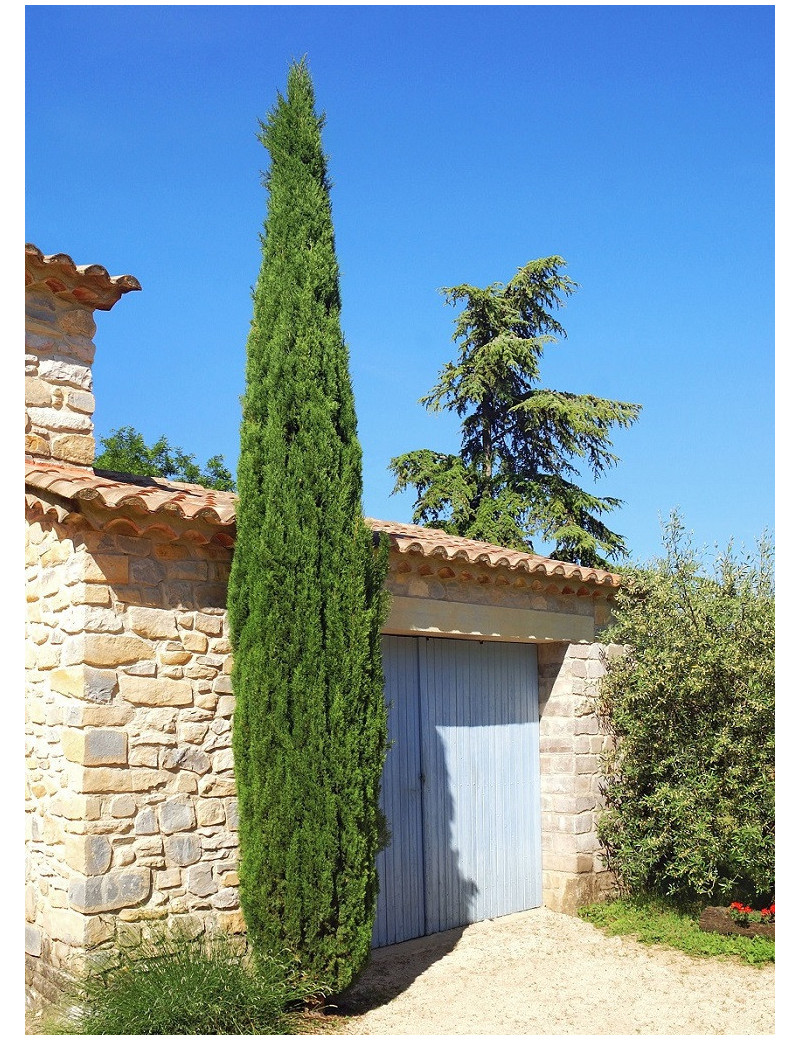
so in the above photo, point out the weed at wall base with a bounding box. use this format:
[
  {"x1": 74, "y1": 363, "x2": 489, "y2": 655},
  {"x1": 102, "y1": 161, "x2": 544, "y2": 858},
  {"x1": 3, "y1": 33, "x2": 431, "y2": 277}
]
[{"x1": 41, "y1": 930, "x2": 322, "y2": 1035}]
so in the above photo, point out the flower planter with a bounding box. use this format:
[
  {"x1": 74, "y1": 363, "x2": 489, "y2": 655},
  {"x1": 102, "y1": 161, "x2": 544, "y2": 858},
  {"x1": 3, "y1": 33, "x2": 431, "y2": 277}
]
[{"x1": 699, "y1": 906, "x2": 775, "y2": 940}]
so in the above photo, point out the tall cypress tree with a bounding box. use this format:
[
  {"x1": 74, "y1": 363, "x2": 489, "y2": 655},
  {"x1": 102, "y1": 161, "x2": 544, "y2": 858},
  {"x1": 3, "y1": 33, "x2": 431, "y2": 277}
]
[{"x1": 228, "y1": 60, "x2": 389, "y2": 994}]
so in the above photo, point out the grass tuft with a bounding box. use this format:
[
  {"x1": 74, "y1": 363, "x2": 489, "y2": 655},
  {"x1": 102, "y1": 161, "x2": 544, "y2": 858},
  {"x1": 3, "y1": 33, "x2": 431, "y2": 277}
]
[
  {"x1": 42, "y1": 930, "x2": 322, "y2": 1035},
  {"x1": 577, "y1": 895, "x2": 774, "y2": 967}
]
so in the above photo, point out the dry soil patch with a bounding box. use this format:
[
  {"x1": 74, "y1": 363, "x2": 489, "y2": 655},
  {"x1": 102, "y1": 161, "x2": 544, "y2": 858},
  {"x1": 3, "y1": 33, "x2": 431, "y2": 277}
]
[{"x1": 334, "y1": 907, "x2": 774, "y2": 1035}]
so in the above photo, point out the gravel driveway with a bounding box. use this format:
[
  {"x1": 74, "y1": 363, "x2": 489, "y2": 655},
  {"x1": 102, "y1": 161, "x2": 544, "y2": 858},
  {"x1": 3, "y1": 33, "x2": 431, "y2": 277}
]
[{"x1": 334, "y1": 907, "x2": 775, "y2": 1035}]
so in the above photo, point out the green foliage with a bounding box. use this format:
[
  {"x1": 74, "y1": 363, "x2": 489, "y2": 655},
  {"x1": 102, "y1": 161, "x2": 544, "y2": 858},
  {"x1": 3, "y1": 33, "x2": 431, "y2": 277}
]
[
  {"x1": 95, "y1": 425, "x2": 235, "y2": 490},
  {"x1": 45, "y1": 932, "x2": 313, "y2": 1035},
  {"x1": 597, "y1": 513, "x2": 775, "y2": 904},
  {"x1": 389, "y1": 258, "x2": 641, "y2": 567},
  {"x1": 578, "y1": 896, "x2": 775, "y2": 967},
  {"x1": 227, "y1": 59, "x2": 389, "y2": 995}
]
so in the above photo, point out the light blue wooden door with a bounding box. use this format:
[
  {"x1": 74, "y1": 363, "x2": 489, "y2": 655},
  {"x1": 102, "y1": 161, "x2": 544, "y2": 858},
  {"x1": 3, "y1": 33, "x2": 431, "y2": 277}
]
[
  {"x1": 372, "y1": 636, "x2": 425, "y2": 946},
  {"x1": 374, "y1": 636, "x2": 541, "y2": 947}
]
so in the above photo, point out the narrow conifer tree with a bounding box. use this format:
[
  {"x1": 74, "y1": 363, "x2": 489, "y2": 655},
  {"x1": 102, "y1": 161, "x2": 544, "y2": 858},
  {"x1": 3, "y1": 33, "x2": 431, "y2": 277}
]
[{"x1": 228, "y1": 60, "x2": 389, "y2": 994}]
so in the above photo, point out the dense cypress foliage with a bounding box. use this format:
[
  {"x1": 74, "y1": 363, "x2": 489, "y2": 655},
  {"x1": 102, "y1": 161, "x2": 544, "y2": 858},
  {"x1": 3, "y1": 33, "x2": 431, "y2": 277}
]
[
  {"x1": 597, "y1": 514, "x2": 775, "y2": 904},
  {"x1": 227, "y1": 60, "x2": 389, "y2": 994}
]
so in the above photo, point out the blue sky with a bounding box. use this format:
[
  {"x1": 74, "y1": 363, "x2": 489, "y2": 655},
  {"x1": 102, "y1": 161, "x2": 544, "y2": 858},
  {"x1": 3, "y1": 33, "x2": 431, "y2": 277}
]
[{"x1": 24, "y1": 3, "x2": 775, "y2": 567}]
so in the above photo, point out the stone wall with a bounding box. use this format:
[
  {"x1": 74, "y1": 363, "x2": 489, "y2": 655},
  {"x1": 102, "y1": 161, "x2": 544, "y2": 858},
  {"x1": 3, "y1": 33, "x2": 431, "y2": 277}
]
[
  {"x1": 25, "y1": 512, "x2": 242, "y2": 1002},
  {"x1": 25, "y1": 500, "x2": 614, "y2": 998}
]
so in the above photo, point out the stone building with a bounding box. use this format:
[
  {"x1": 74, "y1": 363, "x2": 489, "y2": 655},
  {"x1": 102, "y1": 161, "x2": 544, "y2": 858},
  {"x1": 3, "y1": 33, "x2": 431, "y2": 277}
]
[{"x1": 25, "y1": 244, "x2": 617, "y2": 1000}]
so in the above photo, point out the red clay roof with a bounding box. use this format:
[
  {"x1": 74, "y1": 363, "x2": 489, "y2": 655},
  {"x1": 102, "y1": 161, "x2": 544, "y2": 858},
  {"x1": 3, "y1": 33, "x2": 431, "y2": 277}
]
[
  {"x1": 25, "y1": 244, "x2": 141, "y2": 311},
  {"x1": 25, "y1": 460, "x2": 236, "y2": 526},
  {"x1": 367, "y1": 518, "x2": 620, "y2": 587},
  {"x1": 25, "y1": 459, "x2": 620, "y2": 588}
]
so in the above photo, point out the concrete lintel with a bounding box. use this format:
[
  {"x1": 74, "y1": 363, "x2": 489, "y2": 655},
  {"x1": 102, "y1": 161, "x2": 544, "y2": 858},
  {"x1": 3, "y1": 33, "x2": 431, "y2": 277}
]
[{"x1": 382, "y1": 595, "x2": 594, "y2": 643}]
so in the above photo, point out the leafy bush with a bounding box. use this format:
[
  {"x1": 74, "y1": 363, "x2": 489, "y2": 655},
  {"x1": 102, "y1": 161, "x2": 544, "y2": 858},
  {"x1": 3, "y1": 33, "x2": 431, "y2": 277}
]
[
  {"x1": 597, "y1": 513, "x2": 774, "y2": 904},
  {"x1": 48, "y1": 931, "x2": 319, "y2": 1035}
]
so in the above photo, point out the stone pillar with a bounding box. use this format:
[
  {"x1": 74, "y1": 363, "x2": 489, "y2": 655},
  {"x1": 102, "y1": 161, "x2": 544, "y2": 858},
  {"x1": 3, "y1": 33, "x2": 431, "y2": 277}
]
[
  {"x1": 24, "y1": 245, "x2": 140, "y2": 468},
  {"x1": 537, "y1": 641, "x2": 614, "y2": 913}
]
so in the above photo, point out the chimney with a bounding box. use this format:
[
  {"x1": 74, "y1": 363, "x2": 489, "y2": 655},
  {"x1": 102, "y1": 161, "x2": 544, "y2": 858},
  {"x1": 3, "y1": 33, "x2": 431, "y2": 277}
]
[{"x1": 25, "y1": 244, "x2": 141, "y2": 469}]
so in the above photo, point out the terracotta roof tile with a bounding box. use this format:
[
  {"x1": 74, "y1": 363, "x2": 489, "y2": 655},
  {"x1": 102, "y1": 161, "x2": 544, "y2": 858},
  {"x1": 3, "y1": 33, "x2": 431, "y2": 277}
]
[
  {"x1": 25, "y1": 459, "x2": 620, "y2": 588},
  {"x1": 25, "y1": 460, "x2": 236, "y2": 526},
  {"x1": 367, "y1": 518, "x2": 620, "y2": 587},
  {"x1": 25, "y1": 244, "x2": 141, "y2": 311}
]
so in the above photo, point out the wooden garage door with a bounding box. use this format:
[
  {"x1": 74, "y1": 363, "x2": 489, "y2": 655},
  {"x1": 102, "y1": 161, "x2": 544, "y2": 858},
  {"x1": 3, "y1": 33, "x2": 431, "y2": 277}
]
[{"x1": 373, "y1": 635, "x2": 542, "y2": 947}]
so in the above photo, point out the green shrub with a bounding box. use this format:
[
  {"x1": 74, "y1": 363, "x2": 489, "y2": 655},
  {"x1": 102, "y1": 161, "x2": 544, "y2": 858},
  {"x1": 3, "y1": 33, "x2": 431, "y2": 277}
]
[
  {"x1": 597, "y1": 513, "x2": 774, "y2": 904},
  {"x1": 48, "y1": 931, "x2": 318, "y2": 1035}
]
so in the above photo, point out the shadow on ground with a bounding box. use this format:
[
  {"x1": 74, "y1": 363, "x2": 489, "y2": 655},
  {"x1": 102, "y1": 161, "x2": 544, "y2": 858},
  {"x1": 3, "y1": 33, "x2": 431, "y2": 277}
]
[{"x1": 329, "y1": 925, "x2": 467, "y2": 1016}]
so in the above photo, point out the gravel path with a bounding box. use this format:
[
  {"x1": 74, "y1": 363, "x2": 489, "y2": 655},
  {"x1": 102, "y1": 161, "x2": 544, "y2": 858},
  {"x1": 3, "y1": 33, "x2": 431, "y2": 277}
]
[{"x1": 335, "y1": 907, "x2": 775, "y2": 1035}]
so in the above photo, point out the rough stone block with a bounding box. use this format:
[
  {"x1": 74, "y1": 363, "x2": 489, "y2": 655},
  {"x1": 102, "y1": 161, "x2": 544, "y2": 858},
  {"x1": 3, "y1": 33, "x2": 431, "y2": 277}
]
[
  {"x1": 68, "y1": 765, "x2": 131, "y2": 794},
  {"x1": 50, "y1": 791, "x2": 102, "y2": 822},
  {"x1": 215, "y1": 910, "x2": 246, "y2": 934},
  {"x1": 110, "y1": 795, "x2": 137, "y2": 818},
  {"x1": 196, "y1": 800, "x2": 225, "y2": 827},
  {"x1": 25, "y1": 378, "x2": 52, "y2": 407},
  {"x1": 159, "y1": 649, "x2": 192, "y2": 666},
  {"x1": 61, "y1": 606, "x2": 124, "y2": 635},
  {"x1": 195, "y1": 614, "x2": 223, "y2": 636},
  {"x1": 25, "y1": 924, "x2": 43, "y2": 956},
  {"x1": 121, "y1": 660, "x2": 157, "y2": 677},
  {"x1": 127, "y1": 606, "x2": 178, "y2": 640},
  {"x1": 65, "y1": 390, "x2": 95, "y2": 414},
  {"x1": 28, "y1": 407, "x2": 92, "y2": 433},
  {"x1": 159, "y1": 797, "x2": 196, "y2": 834},
  {"x1": 170, "y1": 773, "x2": 199, "y2": 794},
  {"x1": 72, "y1": 554, "x2": 130, "y2": 586},
  {"x1": 135, "y1": 808, "x2": 159, "y2": 836},
  {"x1": 51, "y1": 434, "x2": 95, "y2": 466},
  {"x1": 211, "y1": 888, "x2": 239, "y2": 910},
  {"x1": 177, "y1": 722, "x2": 208, "y2": 745},
  {"x1": 120, "y1": 675, "x2": 192, "y2": 707},
  {"x1": 69, "y1": 869, "x2": 151, "y2": 914},
  {"x1": 181, "y1": 631, "x2": 208, "y2": 653},
  {"x1": 129, "y1": 745, "x2": 160, "y2": 768},
  {"x1": 47, "y1": 666, "x2": 83, "y2": 700},
  {"x1": 64, "y1": 834, "x2": 112, "y2": 876},
  {"x1": 113, "y1": 846, "x2": 136, "y2": 867},
  {"x1": 171, "y1": 561, "x2": 208, "y2": 581},
  {"x1": 187, "y1": 864, "x2": 217, "y2": 897},
  {"x1": 211, "y1": 749, "x2": 234, "y2": 773},
  {"x1": 154, "y1": 868, "x2": 182, "y2": 890},
  {"x1": 83, "y1": 634, "x2": 152, "y2": 667},
  {"x1": 211, "y1": 675, "x2": 233, "y2": 695},
  {"x1": 62, "y1": 728, "x2": 128, "y2": 766},
  {"x1": 37, "y1": 357, "x2": 92, "y2": 390},
  {"x1": 161, "y1": 746, "x2": 211, "y2": 774},
  {"x1": 216, "y1": 696, "x2": 235, "y2": 718},
  {"x1": 63, "y1": 700, "x2": 130, "y2": 727},
  {"x1": 130, "y1": 558, "x2": 163, "y2": 587},
  {"x1": 166, "y1": 834, "x2": 202, "y2": 867},
  {"x1": 70, "y1": 583, "x2": 112, "y2": 607},
  {"x1": 198, "y1": 776, "x2": 237, "y2": 798},
  {"x1": 25, "y1": 433, "x2": 50, "y2": 456}
]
